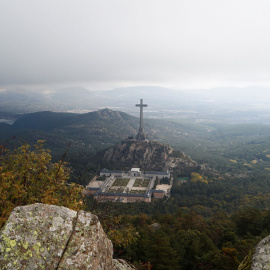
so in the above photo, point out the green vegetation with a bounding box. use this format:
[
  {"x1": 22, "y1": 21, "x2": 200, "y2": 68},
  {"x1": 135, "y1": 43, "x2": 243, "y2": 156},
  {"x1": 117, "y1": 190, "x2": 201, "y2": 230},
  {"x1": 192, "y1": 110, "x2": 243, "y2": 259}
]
[
  {"x1": 4, "y1": 111, "x2": 270, "y2": 268},
  {"x1": 119, "y1": 209, "x2": 267, "y2": 270},
  {"x1": 4, "y1": 111, "x2": 270, "y2": 183},
  {"x1": 160, "y1": 176, "x2": 170, "y2": 185},
  {"x1": 133, "y1": 178, "x2": 150, "y2": 187},
  {"x1": 174, "y1": 177, "x2": 189, "y2": 186},
  {"x1": 84, "y1": 172, "x2": 270, "y2": 269},
  {"x1": 0, "y1": 141, "x2": 83, "y2": 228},
  {"x1": 83, "y1": 167, "x2": 270, "y2": 269},
  {"x1": 0, "y1": 142, "x2": 138, "y2": 250},
  {"x1": 112, "y1": 178, "x2": 130, "y2": 186},
  {"x1": 190, "y1": 172, "x2": 208, "y2": 184},
  {"x1": 96, "y1": 175, "x2": 106, "y2": 181}
]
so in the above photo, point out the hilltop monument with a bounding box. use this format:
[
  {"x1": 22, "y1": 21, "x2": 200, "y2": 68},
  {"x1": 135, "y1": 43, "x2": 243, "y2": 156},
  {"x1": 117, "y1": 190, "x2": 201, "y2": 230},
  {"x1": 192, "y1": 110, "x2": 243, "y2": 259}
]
[{"x1": 136, "y1": 99, "x2": 147, "y2": 141}]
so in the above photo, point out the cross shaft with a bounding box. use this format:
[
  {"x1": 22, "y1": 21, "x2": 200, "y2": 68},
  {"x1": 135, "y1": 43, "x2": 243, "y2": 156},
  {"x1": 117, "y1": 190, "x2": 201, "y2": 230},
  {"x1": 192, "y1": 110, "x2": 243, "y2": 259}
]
[{"x1": 136, "y1": 99, "x2": 147, "y2": 130}]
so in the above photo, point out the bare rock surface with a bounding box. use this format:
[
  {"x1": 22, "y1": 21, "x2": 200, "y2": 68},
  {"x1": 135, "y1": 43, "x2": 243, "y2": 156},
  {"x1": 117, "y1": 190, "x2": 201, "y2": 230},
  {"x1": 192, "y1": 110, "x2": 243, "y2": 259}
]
[
  {"x1": 113, "y1": 259, "x2": 136, "y2": 270},
  {"x1": 251, "y1": 235, "x2": 270, "y2": 270},
  {"x1": 101, "y1": 139, "x2": 174, "y2": 171},
  {"x1": 238, "y1": 235, "x2": 270, "y2": 270},
  {"x1": 98, "y1": 138, "x2": 218, "y2": 178},
  {"x1": 0, "y1": 203, "x2": 135, "y2": 270}
]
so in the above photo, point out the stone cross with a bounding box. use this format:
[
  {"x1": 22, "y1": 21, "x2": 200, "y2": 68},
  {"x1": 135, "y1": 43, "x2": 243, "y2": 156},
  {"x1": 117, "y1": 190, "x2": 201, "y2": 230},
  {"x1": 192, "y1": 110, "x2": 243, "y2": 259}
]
[{"x1": 136, "y1": 99, "x2": 148, "y2": 131}]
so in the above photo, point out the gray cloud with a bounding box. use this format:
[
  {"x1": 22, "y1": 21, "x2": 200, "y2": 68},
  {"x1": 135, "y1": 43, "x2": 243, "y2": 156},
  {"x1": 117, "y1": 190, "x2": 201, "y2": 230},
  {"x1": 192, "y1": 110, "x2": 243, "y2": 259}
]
[{"x1": 1, "y1": 0, "x2": 270, "y2": 89}]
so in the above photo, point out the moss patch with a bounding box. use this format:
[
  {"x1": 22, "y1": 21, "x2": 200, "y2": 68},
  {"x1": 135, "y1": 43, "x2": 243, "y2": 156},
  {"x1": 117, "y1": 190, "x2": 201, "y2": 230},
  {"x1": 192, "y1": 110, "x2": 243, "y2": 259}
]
[{"x1": 238, "y1": 248, "x2": 254, "y2": 270}]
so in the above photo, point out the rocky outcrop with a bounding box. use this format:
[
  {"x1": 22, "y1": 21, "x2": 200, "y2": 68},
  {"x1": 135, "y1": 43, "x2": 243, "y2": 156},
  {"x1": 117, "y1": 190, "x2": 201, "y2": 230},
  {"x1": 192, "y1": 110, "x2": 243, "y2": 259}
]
[
  {"x1": 98, "y1": 138, "x2": 215, "y2": 177},
  {"x1": 0, "y1": 203, "x2": 135, "y2": 270},
  {"x1": 101, "y1": 139, "x2": 173, "y2": 171},
  {"x1": 238, "y1": 235, "x2": 270, "y2": 269}
]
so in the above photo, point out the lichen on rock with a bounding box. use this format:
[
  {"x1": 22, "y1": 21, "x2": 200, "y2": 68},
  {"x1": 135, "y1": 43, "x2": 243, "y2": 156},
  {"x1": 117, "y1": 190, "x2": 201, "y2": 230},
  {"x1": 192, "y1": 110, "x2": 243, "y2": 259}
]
[
  {"x1": 59, "y1": 210, "x2": 114, "y2": 269},
  {"x1": 0, "y1": 203, "x2": 135, "y2": 270},
  {"x1": 238, "y1": 235, "x2": 270, "y2": 270},
  {"x1": 0, "y1": 203, "x2": 76, "y2": 269},
  {"x1": 113, "y1": 259, "x2": 136, "y2": 270},
  {"x1": 238, "y1": 248, "x2": 254, "y2": 270}
]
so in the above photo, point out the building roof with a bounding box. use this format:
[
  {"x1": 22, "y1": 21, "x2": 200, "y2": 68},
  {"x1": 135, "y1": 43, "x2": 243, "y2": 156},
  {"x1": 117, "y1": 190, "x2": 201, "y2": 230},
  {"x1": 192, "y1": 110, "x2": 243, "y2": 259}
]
[
  {"x1": 100, "y1": 168, "x2": 169, "y2": 175},
  {"x1": 100, "y1": 168, "x2": 124, "y2": 174},
  {"x1": 145, "y1": 171, "x2": 170, "y2": 175},
  {"x1": 131, "y1": 168, "x2": 140, "y2": 172},
  {"x1": 151, "y1": 190, "x2": 165, "y2": 193},
  {"x1": 95, "y1": 192, "x2": 149, "y2": 198},
  {"x1": 86, "y1": 187, "x2": 100, "y2": 191}
]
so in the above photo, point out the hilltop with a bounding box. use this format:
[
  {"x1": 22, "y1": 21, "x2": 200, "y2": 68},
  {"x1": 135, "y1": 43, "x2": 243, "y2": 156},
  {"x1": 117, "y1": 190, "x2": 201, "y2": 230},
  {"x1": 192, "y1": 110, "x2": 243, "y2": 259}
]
[
  {"x1": 2, "y1": 108, "x2": 270, "y2": 181},
  {"x1": 93, "y1": 138, "x2": 217, "y2": 181},
  {"x1": 0, "y1": 109, "x2": 139, "y2": 154},
  {"x1": 95, "y1": 139, "x2": 173, "y2": 171}
]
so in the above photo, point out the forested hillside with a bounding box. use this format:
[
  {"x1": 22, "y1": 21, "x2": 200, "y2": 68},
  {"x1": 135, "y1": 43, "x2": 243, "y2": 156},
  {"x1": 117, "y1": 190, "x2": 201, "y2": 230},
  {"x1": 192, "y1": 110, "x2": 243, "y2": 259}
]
[
  {"x1": 2, "y1": 109, "x2": 270, "y2": 178},
  {"x1": 2, "y1": 109, "x2": 270, "y2": 268},
  {"x1": 85, "y1": 171, "x2": 270, "y2": 269}
]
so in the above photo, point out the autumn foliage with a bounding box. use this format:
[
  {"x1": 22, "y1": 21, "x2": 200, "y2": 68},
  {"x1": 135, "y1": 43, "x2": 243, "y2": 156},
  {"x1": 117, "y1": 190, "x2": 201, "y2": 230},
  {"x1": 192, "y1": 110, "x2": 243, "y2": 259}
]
[{"x1": 0, "y1": 141, "x2": 83, "y2": 228}]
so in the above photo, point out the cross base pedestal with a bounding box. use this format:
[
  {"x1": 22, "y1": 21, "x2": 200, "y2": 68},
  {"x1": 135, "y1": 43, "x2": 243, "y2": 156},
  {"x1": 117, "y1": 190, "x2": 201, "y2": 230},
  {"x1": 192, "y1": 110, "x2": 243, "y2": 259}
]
[{"x1": 136, "y1": 128, "x2": 147, "y2": 141}]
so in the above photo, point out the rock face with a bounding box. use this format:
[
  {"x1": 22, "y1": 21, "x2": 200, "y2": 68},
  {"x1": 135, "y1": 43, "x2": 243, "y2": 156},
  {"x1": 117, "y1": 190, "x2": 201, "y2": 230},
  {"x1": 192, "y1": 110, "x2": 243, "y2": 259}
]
[
  {"x1": 101, "y1": 139, "x2": 173, "y2": 171},
  {"x1": 238, "y1": 235, "x2": 270, "y2": 270},
  {"x1": 98, "y1": 138, "x2": 215, "y2": 177},
  {"x1": 0, "y1": 203, "x2": 135, "y2": 270}
]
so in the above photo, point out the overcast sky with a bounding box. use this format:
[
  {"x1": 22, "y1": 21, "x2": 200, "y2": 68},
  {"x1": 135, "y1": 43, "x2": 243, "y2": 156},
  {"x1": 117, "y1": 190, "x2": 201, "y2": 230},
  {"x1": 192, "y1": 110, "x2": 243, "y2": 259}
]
[{"x1": 1, "y1": 0, "x2": 270, "y2": 91}]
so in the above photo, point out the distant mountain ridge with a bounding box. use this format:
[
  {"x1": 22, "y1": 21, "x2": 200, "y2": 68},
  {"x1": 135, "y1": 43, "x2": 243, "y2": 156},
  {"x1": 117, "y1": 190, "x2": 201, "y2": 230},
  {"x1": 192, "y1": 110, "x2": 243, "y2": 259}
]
[
  {"x1": 3, "y1": 85, "x2": 270, "y2": 124},
  {"x1": 0, "y1": 108, "x2": 209, "y2": 183},
  {"x1": 2, "y1": 108, "x2": 270, "y2": 181},
  {"x1": 0, "y1": 109, "x2": 143, "y2": 155},
  {"x1": 13, "y1": 111, "x2": 76, "y2": 130}
]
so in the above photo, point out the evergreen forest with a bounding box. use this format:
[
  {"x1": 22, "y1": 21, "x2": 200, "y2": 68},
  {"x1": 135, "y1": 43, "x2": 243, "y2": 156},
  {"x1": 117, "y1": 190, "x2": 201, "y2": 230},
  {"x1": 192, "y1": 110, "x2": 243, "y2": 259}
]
[{"x1": 2, "y1": 109, "x2": 270, "y2": 269}]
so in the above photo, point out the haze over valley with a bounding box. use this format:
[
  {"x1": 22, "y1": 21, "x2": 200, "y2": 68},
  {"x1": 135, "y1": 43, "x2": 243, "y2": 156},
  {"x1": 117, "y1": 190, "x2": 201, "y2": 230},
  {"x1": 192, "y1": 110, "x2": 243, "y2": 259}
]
[
  {"x1": 2, "y1": 85, "x2": 270, "y2": 125},
  {"x1": 3, "y1": 1, "x2": 270, "y2": 269}
]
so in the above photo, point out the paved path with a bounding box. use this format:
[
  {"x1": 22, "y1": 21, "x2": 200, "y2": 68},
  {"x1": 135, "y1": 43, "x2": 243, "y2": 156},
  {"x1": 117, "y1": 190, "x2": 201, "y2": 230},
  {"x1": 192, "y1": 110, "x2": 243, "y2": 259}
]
[
  {"x1": 148, "y1": 177, "x2": 156, "y2": 189},
  {"x1": 126, "y1": 178, "x2": 136, "y2": 189}
]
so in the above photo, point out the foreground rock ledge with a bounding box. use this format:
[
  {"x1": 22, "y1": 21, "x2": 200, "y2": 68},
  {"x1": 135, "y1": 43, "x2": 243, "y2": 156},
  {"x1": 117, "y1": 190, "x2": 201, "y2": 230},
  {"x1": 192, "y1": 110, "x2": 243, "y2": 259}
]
[
  {"x1": 0, "y1": 203, "x2": 135, "y2": 270},
  {"x1": 238, "y1": 235, "x2": 270, "y2": 270}
]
